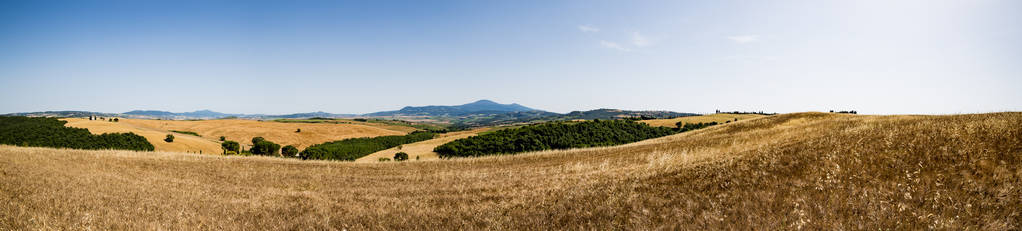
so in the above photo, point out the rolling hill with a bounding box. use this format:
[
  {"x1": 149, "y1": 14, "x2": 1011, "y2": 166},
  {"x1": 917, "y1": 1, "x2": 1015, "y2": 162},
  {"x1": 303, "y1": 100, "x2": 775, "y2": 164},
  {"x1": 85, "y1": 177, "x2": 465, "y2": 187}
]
[
  {"x1": 640, "y1": 113, "x2": 768, "y2": 127},
  {"x1": 3, "y1": 112, "x2": 1018, "y2": 229},
  {"x1": 61, "y1": 118, "x2": 411, "y2": 152},
  {"x1": 367, "y1": 99, "x2": 538, "y2": 116}
]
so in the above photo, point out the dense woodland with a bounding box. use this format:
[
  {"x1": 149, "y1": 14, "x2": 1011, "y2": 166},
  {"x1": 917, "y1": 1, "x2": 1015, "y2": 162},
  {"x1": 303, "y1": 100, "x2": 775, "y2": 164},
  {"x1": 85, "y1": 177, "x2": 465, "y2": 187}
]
[
  {"x1": 0, "y1": 116, "x2": 154, "y2": 151},
  {"x1": 434, "y1": 119, "x2": 682, "y2": 158},
  {"x1": 300, "y1": 131, "x2": 435, "y2": 161}
]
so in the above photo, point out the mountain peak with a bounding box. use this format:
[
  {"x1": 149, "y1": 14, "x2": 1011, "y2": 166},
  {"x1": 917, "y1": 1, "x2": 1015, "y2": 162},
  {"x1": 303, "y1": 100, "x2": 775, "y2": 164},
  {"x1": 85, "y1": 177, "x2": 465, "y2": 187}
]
[
  {"x1": 369, "y1": 99, "x2": 539, "y2": 116},
  {"x1": 466, "y1": 99, "x2": 498, "y2": 105}
]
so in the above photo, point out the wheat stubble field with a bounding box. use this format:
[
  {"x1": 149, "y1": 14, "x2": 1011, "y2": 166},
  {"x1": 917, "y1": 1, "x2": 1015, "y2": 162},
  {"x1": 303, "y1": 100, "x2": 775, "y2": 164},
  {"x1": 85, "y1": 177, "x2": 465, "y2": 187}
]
[
  {"x1": 640, "y1": 113, "x2": 767, "y2": 127},
  {"x1": 2, "y1": 112, "x2": 1020, "y2": 229},
  {"x1": 63, "y1": 118, "x2": 408, "y2": 152}
]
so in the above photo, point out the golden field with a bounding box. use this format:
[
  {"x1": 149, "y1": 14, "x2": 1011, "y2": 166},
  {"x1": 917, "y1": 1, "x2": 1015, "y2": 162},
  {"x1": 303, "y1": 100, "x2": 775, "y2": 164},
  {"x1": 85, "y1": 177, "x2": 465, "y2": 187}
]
[
  {"x1": 62, "y1": 118, "x2": 223, "y2": 154},
  {"x1": 354, "y1": 127, "x2": 492, "y2": 162},
  {"x1": 640, "y1": 113, "x2": 767, "y2": 127},
  {"x1": 63, "y1": 118, "x2": 409, "y2": 152},
  {"x1": 4, "y1": 112, "x2": 1019, "y2": 229}
]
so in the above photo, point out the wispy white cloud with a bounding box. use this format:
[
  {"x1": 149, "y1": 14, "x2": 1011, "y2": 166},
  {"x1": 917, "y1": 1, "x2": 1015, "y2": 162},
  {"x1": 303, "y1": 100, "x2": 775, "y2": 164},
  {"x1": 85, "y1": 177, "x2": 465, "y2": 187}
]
[
  {"x1": 578, "y1": 25, "x2": 600, "y2": 33},
  {"x1": 600, "y1": 40, "x2": 632, "y2": 52},
  {"x1": 726, "y1": 35, "x2": 760, "y2": 44},
  {"x1": 631, "y1": 32, "x2": 652, "y2": 47}
]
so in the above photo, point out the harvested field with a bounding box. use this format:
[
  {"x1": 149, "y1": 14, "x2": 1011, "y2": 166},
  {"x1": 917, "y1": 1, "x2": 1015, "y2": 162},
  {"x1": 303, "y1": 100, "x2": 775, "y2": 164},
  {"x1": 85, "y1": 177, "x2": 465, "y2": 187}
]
[
  {"x1": 62, "y1": 118, "x2": 222, "y2": 154},
  {"x1": 118, "y1": 118, "x2": 407, "y2": 149},
  {"x1": 640, "y1": 113, "x2": 767, "y2": 127},
  {"x1": 355, "y1": 127, "x2": 492, "y2": 162}
]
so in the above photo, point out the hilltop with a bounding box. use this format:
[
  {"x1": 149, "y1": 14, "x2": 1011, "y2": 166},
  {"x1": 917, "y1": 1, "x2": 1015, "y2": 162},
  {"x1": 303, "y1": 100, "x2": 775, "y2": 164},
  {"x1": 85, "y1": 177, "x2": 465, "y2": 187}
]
[
  {"x1": 367, "y1": 99, "x2": 538, "y2": 116},
  {"x1": 2, "y1": 112, "x2": 1018, "y2": 229}
]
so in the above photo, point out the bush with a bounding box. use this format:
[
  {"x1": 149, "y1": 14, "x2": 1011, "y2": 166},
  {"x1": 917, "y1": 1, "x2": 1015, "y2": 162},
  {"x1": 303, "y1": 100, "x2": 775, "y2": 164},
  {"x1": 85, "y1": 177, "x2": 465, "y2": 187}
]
[
  {"x1": 300, "y1": 131, "x2": 435, "y2": 161},
  {"x1": 170, "y1": 130, "x2": 200, "y2": 137},
  {"x1": 221, "y1": 141, "x2": 240, "y2": 154},
  {"x1": 295, "y1": 128, "x2": 301, "y2": 133},
  {"x1": 219, "y1": 136, "x2": 226, "y2": 141},
  {"x1": 394, "y1": 152, "x2": 409, "y2": 161},
  {"x1": 281, "y1": 145, "x2": 299, "y2": 157},
  {"x1": 0, "y1": 116, "x2": 153, "y2": 151},
  {"x1": 378, "y1": 157, "x2": 390, "y2": 162},
  {"x1": 250, "y1": 139, "x2": 280, "y2": 156},
  {"x1": 165, "y1": 134, "x2": 175, "y2": 143}
]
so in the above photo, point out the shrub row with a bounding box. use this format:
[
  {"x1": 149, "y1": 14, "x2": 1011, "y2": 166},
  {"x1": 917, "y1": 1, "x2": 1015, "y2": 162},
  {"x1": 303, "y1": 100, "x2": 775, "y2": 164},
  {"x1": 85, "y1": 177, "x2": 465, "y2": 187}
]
[{"x1": 434, "y1": 119, "x2": 679, "y2": 158}]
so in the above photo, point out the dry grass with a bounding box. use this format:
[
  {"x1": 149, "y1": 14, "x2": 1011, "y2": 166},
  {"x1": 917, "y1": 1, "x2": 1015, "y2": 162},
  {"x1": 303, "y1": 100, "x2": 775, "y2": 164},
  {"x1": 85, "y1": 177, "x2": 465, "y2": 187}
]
[
  {"x1": 641, "y1": 113, "x2": 767, "y2": 127},
  {"x1": 354, "y1": 127, "x2": 493, "y2": 162},
  {"x1": 4, "y1": 112, "x2": 1020, "y2": 230},
  {"x1": 65, "y1": 118, "x2": 408, "y2": 152}
]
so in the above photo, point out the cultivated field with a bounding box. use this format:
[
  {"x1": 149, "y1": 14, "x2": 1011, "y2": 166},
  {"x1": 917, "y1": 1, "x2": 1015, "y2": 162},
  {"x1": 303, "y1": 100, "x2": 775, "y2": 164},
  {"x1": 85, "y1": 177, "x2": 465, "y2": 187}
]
[
  {"x1": 65, "y1": 118, "x2": 410, "y2": 151},
  {"x1": 62, "y1": 118, "x2": 223, "y2": 154},
  {"x1": 354, "y1": 127, "x2": 493, "y2": 162},
  {"x1": 6, "y1": 112, "x2": 1020, "y2": 229},
  {"x1": 640, "y1": 113, "x2": 767, "y2": 127}
]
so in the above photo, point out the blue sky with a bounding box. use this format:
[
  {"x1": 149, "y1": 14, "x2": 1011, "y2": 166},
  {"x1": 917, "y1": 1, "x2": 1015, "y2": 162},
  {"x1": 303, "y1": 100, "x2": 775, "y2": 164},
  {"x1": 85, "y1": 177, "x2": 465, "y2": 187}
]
[{"x1": 1, "y1": 0, "x2": 1019, "y2": 115}]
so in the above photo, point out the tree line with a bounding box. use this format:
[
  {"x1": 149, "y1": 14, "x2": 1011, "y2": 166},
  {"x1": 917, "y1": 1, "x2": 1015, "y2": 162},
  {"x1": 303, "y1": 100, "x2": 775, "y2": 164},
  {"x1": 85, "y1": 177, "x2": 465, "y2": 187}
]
[
  {"x1": 0, "y1": 116, "x2": 154, "y2": 151},
  {"x1": 299, "y1": 131, "x2": 435, "y2": 161},
  {"x1": 714, "y1": 110, "x2": 776, "y2": 115},
  {"x1": 434, "y1": 119, "x2": 683, "y2": 158}
]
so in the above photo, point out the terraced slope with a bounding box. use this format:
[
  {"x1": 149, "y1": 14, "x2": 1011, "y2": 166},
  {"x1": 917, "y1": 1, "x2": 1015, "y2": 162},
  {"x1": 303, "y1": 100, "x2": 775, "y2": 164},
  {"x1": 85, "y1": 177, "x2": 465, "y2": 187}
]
[{"x1": 5, "y1": 112, "x2": 1020, "y2": 229}]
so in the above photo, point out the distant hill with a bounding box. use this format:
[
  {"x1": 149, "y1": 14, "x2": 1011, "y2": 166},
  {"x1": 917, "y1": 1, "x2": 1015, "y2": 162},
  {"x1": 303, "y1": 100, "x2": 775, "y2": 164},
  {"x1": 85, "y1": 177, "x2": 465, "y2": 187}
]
[
  {"x1": 124, "y1": 110, "x2": 240, "y2": 119},
  {"x1": 559, "y1": 109, "x2": 698, "y2": 120},
  {"x1": 271, "y1": 111, "x2": 359, "y2": 119},
  {"x1": 368, "y1": 100, "x2": 536, "y2": 117},
  {"x1": 5, "y1": 100, "x2": 699, "y2": 126},
  {"x1": 3, "y1": 111, "x2": 118, "y2": 118}
]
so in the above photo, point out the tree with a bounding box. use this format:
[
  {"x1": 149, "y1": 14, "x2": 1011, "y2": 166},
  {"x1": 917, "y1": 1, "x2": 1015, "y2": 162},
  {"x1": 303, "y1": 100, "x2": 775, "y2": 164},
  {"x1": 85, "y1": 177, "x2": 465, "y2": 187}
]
[
  {"x1": 165, "y1": 134, "x2": 175, "y2": 143},
  {"x1": 251, "y1": 137, "x2": 265, "y2": 145},
  {"x1": 394, "y1": 152, "x2": 409, "y2": 161},
  {"x1": 250, "y1": 139, "x2": 280, "y2": 156},
  {"x1": 219, "y1": 136, "x2": 226, "y2": 141},
  {"x1": 221, "y1": 141, "x2": 240, "y2": 154},
  {"x1": 281, "y1": 145, "x2": 299, "y2": 157},
  {"x1": 113, "y1": 118, "x2": 119, "y2": 122}
]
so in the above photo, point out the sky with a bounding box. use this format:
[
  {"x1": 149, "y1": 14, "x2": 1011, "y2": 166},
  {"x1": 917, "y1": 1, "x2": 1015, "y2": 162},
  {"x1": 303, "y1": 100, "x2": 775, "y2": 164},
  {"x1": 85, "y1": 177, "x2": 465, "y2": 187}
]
[{"x1": 1, "y1": 0, "x2": 1020, "y2": 115}]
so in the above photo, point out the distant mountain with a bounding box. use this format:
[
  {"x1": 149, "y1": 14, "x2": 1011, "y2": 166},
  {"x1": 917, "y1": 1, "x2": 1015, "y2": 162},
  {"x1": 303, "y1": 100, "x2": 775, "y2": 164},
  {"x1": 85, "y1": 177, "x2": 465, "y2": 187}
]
[
  {"x1": 272, "y1": 111, "x2": 359, "y2": 119},
  {"x1": 4, "y1": 100, "x2": 699, "y2": 125},
  {"x1": 3, "y1": 111, "x2": 118, "y2": 118},
  {"x1": 123, "y1": 110, "x2": 240, "y2": 119},
  {"x1": 368, "y1": 100, "x2": 538, "y2": 116},
  {"x1": 120, "y1": 110, "x2": 357, "y2": 119}
]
